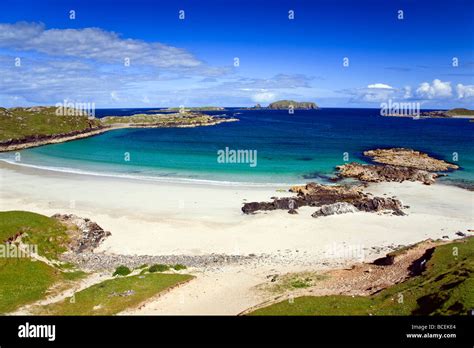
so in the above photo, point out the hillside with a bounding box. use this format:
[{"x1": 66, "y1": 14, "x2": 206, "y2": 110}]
[
  {"x1": 0, "y1": 107, "x2": 237, "y2": 151},
  {"x1": 446, "y1": 108, "x2": 474, "y2": 116},
  {"x1": 0, "y1": 107, "x2": 102, "y2": 143},
  {"x1": 249, "y1": 237, "x2": 473, "y2": 315},
  {"x1": 0, "y1": 211, "x2": 193, "y2": 315}
]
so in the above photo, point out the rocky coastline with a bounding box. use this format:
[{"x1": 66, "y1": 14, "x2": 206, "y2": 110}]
[
  {"x1": 0, "y1": 115, "x2": 237, "y2": 152},
  {"x1": 0, "y1": 126, "x2": 111, "y2": 152},
  {"x1": 337, "y1": 148, "x2": 458, "y2": 185},
  {"x1": 242, "y1": 182, "x2": 405, "y2": 217},
  {"x1": 242, "y1": 147, "x2": 460, "y2": 217}
]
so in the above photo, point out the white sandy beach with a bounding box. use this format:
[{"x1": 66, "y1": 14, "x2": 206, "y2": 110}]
[{"x1": 1, "y1": 161, "x2": 473, "y2": 314}]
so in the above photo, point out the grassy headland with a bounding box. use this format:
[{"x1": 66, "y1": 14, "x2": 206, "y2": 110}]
[
  {"x1": 249, "y1": 237, "x2": 473, "y2": 315},
  {"x1": 0, "y1": 106, "x2": 101, "y2": 142},
  {"x1": 0, "y1": 210, "x2": 193, "y2": 315},
  {"x1": 0, "y1": 106, "x2": 237, "y2": 152}
]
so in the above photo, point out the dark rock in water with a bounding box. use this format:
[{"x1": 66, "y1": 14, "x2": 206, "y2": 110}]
[
  {"x1": 297, "y1": 157, "x2": 313, "y2": 161},
  {"x1": 336, "y1": 148, "x2": 460, "y2": 185},
  {"x1": 302, "y1": 172, "x2": 335, "y2": 181},
  {"x1": 337, "y1": 162, "x2": 438, "y2": 185},
  {"x1": 364, "y1": 148, "x2": 459, "y2": 171},
  {"x1": 455, "y1": 231, "x2": 467, "y2": 237}
]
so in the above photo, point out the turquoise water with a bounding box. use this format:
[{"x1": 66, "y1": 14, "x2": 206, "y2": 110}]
[{"x1": 2, "y1": 108, "x2": 473, "y2": 186}]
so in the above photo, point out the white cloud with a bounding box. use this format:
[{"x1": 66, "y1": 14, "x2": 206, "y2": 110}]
[
  {"x1": 0, "y1": 22, "x2": 203, "y2": 69},
  {"x1": 415, "y1": 79, "x2": 452, "y2": 99},
  {"x1": 232, "y1": 74, "x2": 314, "y2": 90},
  {"x1": 252, "y1": 91, "x2": 277, "y2": 103},
  {"x1": 367, "y1": 83, "x2": 393, "y2": 89},
  {"x1": 0, "y1": 22, "x2": 232, "y2": 106},
  {"x1": 110, "y1": 91, "x2": 120, "y2": 101},
  {"x1": 456, "y1": 83, "x2": 474, "y2": 99},
  {"x1": 402, "y1": 86, "x2": 412, "y2": 99}
]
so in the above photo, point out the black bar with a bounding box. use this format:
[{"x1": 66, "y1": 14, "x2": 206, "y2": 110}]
[{"x1": 0, "y1": 316, "x2": 473, "y2": 346}]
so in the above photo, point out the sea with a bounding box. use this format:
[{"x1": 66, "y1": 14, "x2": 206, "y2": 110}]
[{"x1": 1, "y1": 108, "x2": 473, "y2": 187}]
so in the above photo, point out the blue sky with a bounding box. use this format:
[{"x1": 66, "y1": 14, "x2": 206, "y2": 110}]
[{"x1": 0, "y1": 0, "x2": 473, "y2": 108}]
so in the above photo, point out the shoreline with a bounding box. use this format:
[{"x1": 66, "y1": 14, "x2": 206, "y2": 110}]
[
  {"x1": 0, "y1": 159, "x2": 302, "y2": 188},
  {"x1": 1, "y1": 159, "x2": 472, "y2": 314},
  {"x1": 1, "y1": 160, "x2": 471, "y2": 256},
  {"x1": 0, "y1": 117, "x2": 237, "y2": 153}
]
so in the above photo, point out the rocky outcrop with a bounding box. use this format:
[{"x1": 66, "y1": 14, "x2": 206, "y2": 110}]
[
  {"x1": 52, "y1": 214, "x2": 111, "y2": 253},
  {"x1": 364, "y1": 148, "x2": 458, "y2": 171},
  {"x1": 311, "y1": 202, "x2": 358, "y2": 218},
  {"x1": 336, "y1": 148, "x2": 459, "y2": 185},
  {"x1": 242, "y1": 183, "x2": 405, "y2": 217},
  {"x1": 337, "y1": 163, "x2": 438, "y2": 185},
  {"x1": 353, "y1": 196, "x2": 404, "y2": 215}
]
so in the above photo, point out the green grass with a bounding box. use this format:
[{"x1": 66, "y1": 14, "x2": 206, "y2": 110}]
[
  {"x1": 62, "y1": 270, "x2": 87, "y2": 281},
  {"x1": 172, "y1": 264, "x2": 187, "y2": 271},
  {"x1": 249, "y1": 238, "x2": 474, "y2": 316},
  {"x1": 113, "y1": 265, "x2": 132, "y2": 276},
  {"x1": 39, "y1": 273, "x2": 193, "y2": 315},
  {"x1": 259, "y1": 272, "x2": 328, "y2": 294},
  {"x1": 0, "y1": 107, "x2": 228, "y2": 144},
  {"x1": 0, "y1": 211, "x2": 84, "y2": 313},
  {"x1": 446, "y1": 108, "x2": 474, "y2": 116},
  {"x1": 148, "y1": 264, "x2": 170, "y2": 273},
  {"x1": 100, "y1": 112, "x2": 213, "y2": 125},
  {"x1": 0, "y1": 258, "x2": 63, "y2": 313},
  {"x1": 0, "y1": 211, "x2": 69, "y2": 260},
  {"x1": 0, "y1": 107, "x2": 101, "y2": 142}
]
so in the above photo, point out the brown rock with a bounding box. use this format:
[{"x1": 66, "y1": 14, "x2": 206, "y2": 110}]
[
  {"x1": 364, "y1": 148, "x2": 458, "y2": 171},
  {"x1": 337, "y1": 163, "x2": 438, "y2": 185}
]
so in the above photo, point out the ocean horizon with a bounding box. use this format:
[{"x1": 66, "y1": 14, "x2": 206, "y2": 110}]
[{"x1": 2, "y1": 107, "x2": 473, "y2": 186}]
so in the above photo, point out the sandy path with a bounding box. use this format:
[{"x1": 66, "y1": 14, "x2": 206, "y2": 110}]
[{"x1": 10, "y1": 272, "x2": 111, "y2": 315}]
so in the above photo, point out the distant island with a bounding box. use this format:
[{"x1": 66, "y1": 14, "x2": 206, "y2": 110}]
[
  {"x1": 159, "y1": 106, "x2": 226, "y2": 112},
  {"x1": 420, "y1": 108, "x2": 474, "y2": 118},
  {"x1": 243, "y1": 100, "x2": 319, "y2": 110},
  {"x1": 268, "y1": 100, "x2": 318, "y2": 110},
  {"x1": 0, "y1": 106, "x2": 237, "y2": 152}
]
